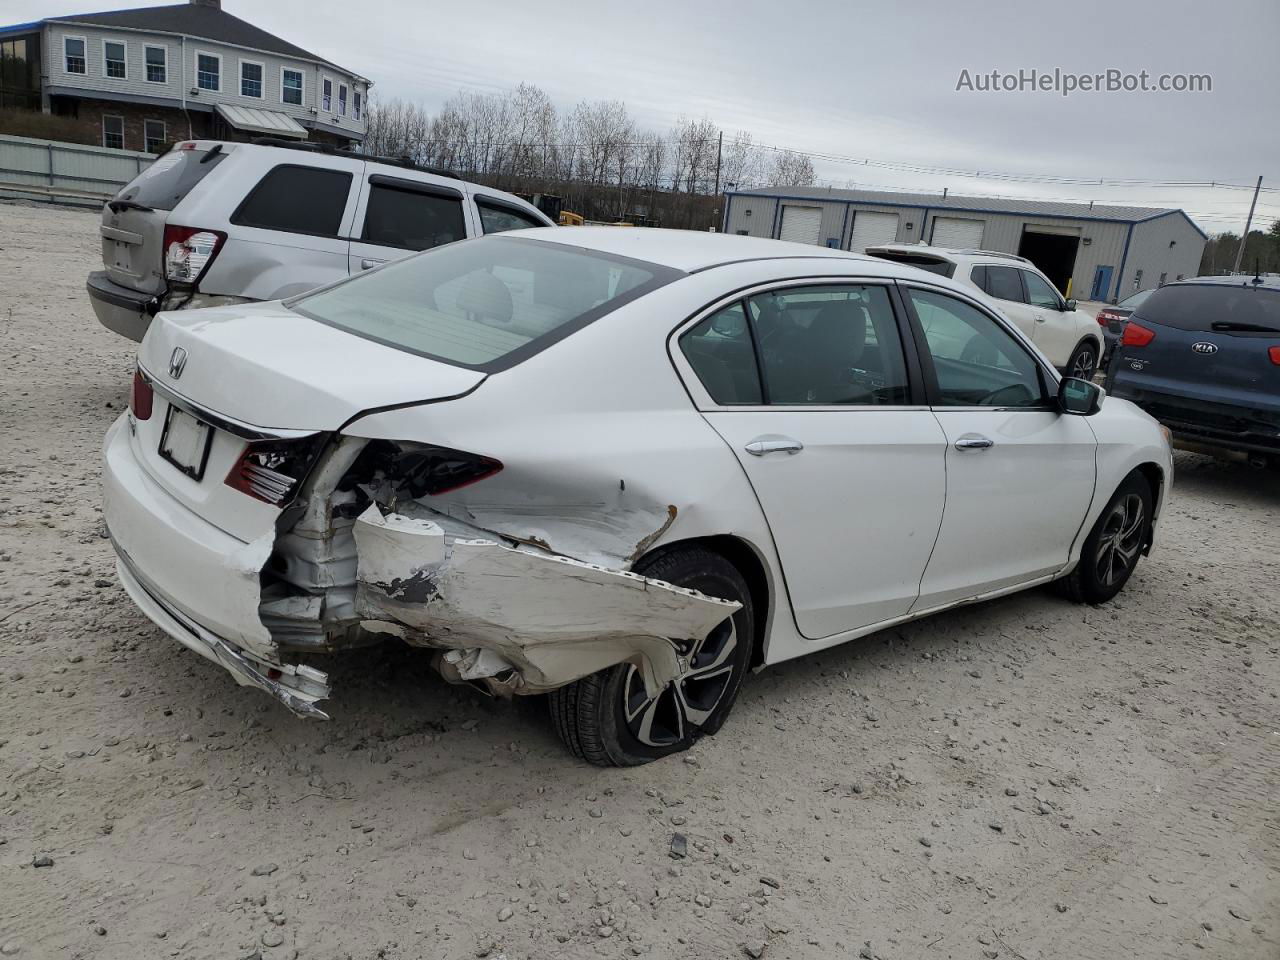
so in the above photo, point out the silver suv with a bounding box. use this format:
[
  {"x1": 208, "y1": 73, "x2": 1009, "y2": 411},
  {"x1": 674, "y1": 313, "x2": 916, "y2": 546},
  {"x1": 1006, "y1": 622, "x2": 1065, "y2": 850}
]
[
  {"x1": 88, "y1": 139, "x2": 554, "y2": 341},
  {"x1": 866, "y1": 244, "x2": 1105, "y2": 380}
]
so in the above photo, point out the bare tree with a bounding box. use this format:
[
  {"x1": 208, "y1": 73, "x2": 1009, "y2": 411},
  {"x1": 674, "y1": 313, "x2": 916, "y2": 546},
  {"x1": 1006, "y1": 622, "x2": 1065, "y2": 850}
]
[{"x1": 768, "y1": 149, "x2": 817, "y2": 187}]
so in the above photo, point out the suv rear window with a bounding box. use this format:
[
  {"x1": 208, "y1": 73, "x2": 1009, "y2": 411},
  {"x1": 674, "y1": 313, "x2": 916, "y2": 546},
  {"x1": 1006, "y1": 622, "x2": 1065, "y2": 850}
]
[
  {"x1": 112, "y1": 145, "x2": 225, "y2": 211},
  {"x1": 231, "y1": 165, "x2": 352, "y2": 237},
  {"x1": 1135, "y1": 283, "x2": 1280, "y2": 335},
  {"x1": 289, "y1": 236, "x2": 679, "y2": 371}
]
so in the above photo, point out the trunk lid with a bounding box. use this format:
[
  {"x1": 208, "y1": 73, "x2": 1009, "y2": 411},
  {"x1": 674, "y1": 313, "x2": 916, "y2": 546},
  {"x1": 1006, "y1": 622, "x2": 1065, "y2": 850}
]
[
  {"x1": 130, "y1": 302, "x2": 485, "y2": 542},
  {"x1": 100, "y1": 142, "x2": 230, "y2": 295},
  {"x1": 138, "y1": 301, "x2": 486, "y2": 431}
]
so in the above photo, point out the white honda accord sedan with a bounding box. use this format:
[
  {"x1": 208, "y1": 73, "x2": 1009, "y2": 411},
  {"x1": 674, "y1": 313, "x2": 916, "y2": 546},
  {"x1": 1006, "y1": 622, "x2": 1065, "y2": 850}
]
[{"x1": 104, "y1": 228, "x2": 1172, "y2": 765}]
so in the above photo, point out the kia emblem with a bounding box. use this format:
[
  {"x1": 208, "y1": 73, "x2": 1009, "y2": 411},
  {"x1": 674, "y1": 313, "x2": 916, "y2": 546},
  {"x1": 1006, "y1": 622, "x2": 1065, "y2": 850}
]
[
  {"x1": 168, "y1": 346, "x2": 188, "y2": 379},
  {"x1": 1190, "y1": 341, "x2": 1218, "y2": 355}
]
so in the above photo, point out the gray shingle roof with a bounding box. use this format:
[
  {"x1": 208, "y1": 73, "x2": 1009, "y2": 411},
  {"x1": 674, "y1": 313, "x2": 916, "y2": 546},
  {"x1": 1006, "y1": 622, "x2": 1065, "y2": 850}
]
[
  {"x1": 729, "y1": 185, "x2": 1180, "y2": 224},
  {"x1": 46, "y1": 3, "x2": 360, "y2": 77}
]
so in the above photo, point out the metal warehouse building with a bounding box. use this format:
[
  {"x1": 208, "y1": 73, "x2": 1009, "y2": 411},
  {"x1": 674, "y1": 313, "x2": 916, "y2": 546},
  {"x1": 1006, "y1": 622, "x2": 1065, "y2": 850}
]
[{"x1": 722, "y1": 186, "x2": 1206, "y2": 304}]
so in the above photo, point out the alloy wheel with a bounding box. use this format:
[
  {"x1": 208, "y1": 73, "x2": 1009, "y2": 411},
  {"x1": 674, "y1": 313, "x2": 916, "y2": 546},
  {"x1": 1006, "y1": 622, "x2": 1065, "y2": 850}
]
[
  {"x1": 622, "y1": 618, "x2": 738, "y2": 747},
  {"x1": 1094, "y1": 493, "x2": 1145, "y2": 587},
  {"x1": 1072, "y1": 347, "x2": 1097, "y2": 380}
]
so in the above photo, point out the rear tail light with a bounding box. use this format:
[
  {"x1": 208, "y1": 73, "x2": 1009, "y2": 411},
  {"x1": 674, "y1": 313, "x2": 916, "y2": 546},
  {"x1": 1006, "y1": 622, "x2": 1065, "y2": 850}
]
[
  {"x1": 163, "y1": 225, "x2": 226, "y2": 284},
  {"x1": 1096, "y1": 309, "x2": 1122, "y2": 327},
  {"x1": 1269, "y1": 346, "x2": 1280, "y2": 366},
  {"x1": 130, "y1": 365, "x2": 153, "y2": 420},
  {"x1": 390, "y1": 445, "x2": 504, "y2": 497},
  {"x1": 1121, "y1": 322, "x2": 1156, "y2": 347},
  {"x1": 225, "y1": 436, "x2": 327, "y2": 505}
]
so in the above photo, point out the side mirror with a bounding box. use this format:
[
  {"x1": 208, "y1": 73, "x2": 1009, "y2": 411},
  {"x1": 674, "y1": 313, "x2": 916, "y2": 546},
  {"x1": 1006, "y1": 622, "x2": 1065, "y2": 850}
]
[
  {"x1": 1063, "y1": 298, "x2": 1078, "y2": 311},
  {"x1": 1058, "y1": 377, "x2": 1102, "y2": 416}
]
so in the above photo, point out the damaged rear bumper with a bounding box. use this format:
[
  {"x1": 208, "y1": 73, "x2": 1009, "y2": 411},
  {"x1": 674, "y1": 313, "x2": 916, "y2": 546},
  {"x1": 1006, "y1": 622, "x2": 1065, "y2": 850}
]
[{"x1": 115, "y1": 546, "x2": 331, "y2": 718}]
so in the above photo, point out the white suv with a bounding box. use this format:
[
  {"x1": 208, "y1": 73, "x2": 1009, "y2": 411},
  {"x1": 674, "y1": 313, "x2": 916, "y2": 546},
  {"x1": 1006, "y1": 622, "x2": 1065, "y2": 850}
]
[
  {"x1": 88, "y1": 139, "x2": 554, "y2": 342},
  {"x1": 866, "y1": 244, "x2": 1104, "y2": 379}
]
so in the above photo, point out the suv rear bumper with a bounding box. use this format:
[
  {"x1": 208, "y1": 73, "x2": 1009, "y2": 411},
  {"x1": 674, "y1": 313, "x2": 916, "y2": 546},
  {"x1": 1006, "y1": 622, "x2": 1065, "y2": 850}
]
[
  {"x1": 1109, "y1": 382, "x2": 1280, "y2": 456},
  {"x1": 87, "y1": 271, "x2": 157, "y2": 342}
]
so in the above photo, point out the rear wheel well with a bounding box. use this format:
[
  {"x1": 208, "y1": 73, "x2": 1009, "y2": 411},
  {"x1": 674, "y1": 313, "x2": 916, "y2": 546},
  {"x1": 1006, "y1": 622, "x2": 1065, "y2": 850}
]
[{"x1": 636, "y1": 535, "x2": 771, "y2": 669}]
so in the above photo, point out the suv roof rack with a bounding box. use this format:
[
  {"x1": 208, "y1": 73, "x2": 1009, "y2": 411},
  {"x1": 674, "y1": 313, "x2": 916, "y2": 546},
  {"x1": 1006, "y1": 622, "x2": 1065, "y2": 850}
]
[{"x1": 248, "y1": 137, "x2": 461, "y2": 180}]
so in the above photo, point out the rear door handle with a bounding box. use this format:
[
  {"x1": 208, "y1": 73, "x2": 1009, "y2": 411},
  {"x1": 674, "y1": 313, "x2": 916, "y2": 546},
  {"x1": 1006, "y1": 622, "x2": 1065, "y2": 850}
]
[
  {"x1": 745, "y1": 437, "x2": 804, "y2": 456},
  {"x1": 360, "y1": 259, "x2": 382, "y2": 270},
  {"x1": 954, "y1": 435, "x2": 994, "y2": 451}
]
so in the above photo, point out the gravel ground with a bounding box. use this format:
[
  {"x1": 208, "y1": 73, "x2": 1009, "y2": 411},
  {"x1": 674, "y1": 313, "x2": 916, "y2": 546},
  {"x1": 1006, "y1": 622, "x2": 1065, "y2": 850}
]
[{"x1": 0, "y1": 200, "x2": 1277, "y2": 960}]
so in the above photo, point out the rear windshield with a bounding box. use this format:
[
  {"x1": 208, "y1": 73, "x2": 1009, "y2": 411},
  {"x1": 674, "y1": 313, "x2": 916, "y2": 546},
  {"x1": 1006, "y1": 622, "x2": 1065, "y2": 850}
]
[
  {"x1": 1134, "y1": 282, "x2": 1280, "y2": 335},
  {"x1": 866, "y1": 250, "x2": 956, "y2": 278},
  {"x1": 289, "y1": 236, "x2": 679, "y2": 371},
  {"x1": 113, "y1": 145, "x2": 225, "y2": 211}
]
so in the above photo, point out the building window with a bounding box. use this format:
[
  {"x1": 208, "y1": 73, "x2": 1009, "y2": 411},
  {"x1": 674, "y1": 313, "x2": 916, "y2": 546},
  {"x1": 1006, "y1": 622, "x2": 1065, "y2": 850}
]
[
  {"x1": 144, "y1": 119, "x2": 166, "y2": 154},
  {"x1": 353, "y1": 90, "x2": 361, "y2": 120},
  {"x1": 0, "y1": 36, "x2": 42, "y2": 110},
  {"x1": 144, "y1": 45, "x2": 166, "y2": 83},
  {"x1": 282, "y1": 68, "x2": 303, "y2": 105},
  {"x1": 196, "y1": 52, "x2": 220, "y2": 91},
  {"x1": 103, "y1": 40, "x2": 126, "y2": 79},
  {"x1": 240, "y1": 60, "x2": 263, "y2": 98},
  {"x1": 337, "y1": 83, "x2": 347, "y2": 116},
  {"x1": 64, "y1": 36, "x2": 86, "y2": 74},
  {"x1": 322, "y1": 77, "x2": 331, "y2": 111},
  {"x1": 102, "y1": 114, "x2": 124, "y2": 149}
]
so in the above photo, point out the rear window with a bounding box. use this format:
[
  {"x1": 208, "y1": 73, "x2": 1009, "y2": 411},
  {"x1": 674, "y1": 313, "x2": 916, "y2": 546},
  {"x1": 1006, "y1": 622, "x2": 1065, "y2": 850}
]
[
  {"x1": 1134, "y1": 283, "x2": 1280, "y2": 335},
  {"x1": 867, "y1": 250, "x2": 956, "y2": 278},
  {"x1": 231, "y1": 165, "x2": 352, "y2": 238},
  {"x1": 113, "y1": 145, "x2": 225, "y2": 211},
  {"x1": 289, "y1": 236, "x2": 679, "y2": 371}
]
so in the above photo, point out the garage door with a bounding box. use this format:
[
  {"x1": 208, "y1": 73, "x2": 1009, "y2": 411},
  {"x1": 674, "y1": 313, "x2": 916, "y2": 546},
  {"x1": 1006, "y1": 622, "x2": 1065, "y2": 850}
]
[
  {"x1": 848, "y1": 211, "x2": 900, "y2": 252},
  {"x1": 779, "y1": 205, "x2": 822, "y2": 245},
  {"x1": 931, "y1": 217, "x2": 985, "y2": 248}
]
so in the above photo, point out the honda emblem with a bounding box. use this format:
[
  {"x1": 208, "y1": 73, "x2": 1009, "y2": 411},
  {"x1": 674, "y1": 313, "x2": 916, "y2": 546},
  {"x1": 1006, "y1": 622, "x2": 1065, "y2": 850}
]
[
  {"x1": 168, "y1": 346, "x2": 188, "y2": 379},
  {"x1": 1190, "y1": 341, "x2": 1218, "y2": 355}
]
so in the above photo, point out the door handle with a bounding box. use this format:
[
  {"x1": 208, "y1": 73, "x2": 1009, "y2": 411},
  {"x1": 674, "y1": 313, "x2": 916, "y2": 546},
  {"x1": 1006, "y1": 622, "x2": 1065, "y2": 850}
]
[
  {"x1": 360, "y1": 259, "x2": 382, "y2": 270},
  {"x1": 954, "y1": 435, "x2": 994, "y2": 451},
  {"x1": 745, "y1": 438, "x2": 804, "y2": 457}
]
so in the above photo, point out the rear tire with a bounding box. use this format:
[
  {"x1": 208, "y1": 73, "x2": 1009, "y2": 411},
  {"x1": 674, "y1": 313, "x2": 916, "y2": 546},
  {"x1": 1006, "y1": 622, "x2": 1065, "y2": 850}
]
[
  {"x1": 549, "y1": 546, "x2": 754, "y2": 766},
  {"x1": 1063, "y1": 472, "x2": 1152, "y2": 604},
  {"x1": 1066, "y1": 339, "x2": 1099, "y2": 381}
]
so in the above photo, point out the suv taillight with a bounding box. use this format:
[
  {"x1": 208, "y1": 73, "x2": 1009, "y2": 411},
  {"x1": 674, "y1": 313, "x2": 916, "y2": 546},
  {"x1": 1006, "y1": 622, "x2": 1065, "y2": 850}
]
[
  {"x1": 1121, "y1": 322, "x2": 1156, "y2": 347},
  {"x1": 130, "y1": 365, "x2": 153, "y2": 420},
  {"x1": 163, "y1": 225, "x2": 226, "y2": 284},
  {"x1": 225, "y1": 436, "x2": 327, "y2": 505},
  {"x1": 1269, "y1": 346, "x2": 1280, "y2": 366}
]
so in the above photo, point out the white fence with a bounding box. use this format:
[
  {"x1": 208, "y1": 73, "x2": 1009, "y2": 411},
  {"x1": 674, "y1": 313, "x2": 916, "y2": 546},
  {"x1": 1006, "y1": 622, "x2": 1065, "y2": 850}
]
[{"x1": 0, "y1": 134, "x2": 154, "y2": 206}]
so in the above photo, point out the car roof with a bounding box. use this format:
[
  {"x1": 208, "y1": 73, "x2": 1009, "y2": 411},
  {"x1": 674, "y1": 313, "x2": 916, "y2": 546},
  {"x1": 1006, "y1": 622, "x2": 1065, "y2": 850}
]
[
  {"x1": 1166, "y1": 275, "x2": 1280, "y2": 292},
  {"x1": 517, "y1": 227, "x2": 877, "y2": 273}
]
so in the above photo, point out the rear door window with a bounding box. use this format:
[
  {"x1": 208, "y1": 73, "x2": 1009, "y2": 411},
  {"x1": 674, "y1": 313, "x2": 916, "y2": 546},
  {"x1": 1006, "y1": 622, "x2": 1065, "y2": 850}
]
[
  {"x1": 680, "y1": 303, "x2": 763, "y2": 404},
  {"x1": 1134, "y1": 283, "x2": 1280, "y2": 335},
  {"x1": 231, "y1": 165, "x2": 352, "y2": 237},
  {"x1": 361, "y1": 180, "x2": 466, "y2": 251},
  {"x1": 984, "y1": 266, "x2": 1026, "y2": 303},
  {"x1": 477, "y1": 201, "x2": 545, "y2": 234},
  {"x1": 112, "y1": 145, "x2": 225, "y2": 211}
]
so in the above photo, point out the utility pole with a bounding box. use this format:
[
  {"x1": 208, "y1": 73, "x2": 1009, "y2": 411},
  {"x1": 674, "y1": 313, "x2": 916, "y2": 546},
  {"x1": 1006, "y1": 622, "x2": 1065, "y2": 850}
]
[
  {"x1": 713, "y1": 130, "x2": 723, "y2": 196},
  {"x1": 1231, "y1": 175, "x2": 1263, "y2": 274}
]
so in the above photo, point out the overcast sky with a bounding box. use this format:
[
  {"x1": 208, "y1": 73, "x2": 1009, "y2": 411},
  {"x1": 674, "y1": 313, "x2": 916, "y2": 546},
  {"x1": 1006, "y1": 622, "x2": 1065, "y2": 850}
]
[{"x1": 10, "y1": 0, "x2": 1280, "y2": 232}]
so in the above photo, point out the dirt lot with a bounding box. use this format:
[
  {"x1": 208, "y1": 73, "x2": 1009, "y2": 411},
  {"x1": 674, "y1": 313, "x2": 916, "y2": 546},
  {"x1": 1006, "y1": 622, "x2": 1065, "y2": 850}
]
[{"x1": 0, "y1": 200, "x2": 1276, "y2": 960}]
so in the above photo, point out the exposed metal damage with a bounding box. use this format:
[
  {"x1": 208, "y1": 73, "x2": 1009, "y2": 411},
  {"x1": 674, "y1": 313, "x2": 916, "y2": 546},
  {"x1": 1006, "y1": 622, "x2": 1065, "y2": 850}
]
[{"x1": 248, "y1": 437, "x2": 739, "y2": 716}]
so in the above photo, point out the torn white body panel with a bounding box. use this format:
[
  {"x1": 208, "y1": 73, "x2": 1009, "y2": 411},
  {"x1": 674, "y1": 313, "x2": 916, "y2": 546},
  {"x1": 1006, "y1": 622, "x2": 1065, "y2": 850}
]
[{"x1": 351, "y1": 505, "x2": 739, "y2": 694}]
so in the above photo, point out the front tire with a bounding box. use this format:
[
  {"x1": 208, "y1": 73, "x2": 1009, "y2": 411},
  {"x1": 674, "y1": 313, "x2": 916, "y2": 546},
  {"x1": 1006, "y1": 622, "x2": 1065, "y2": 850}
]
[
  {"x1": 1063, "y1": 473, "x2": 1152, "y2": 604},
  {"x1": 549, "y1": 546, "x2": 754, "y2": 766}
]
